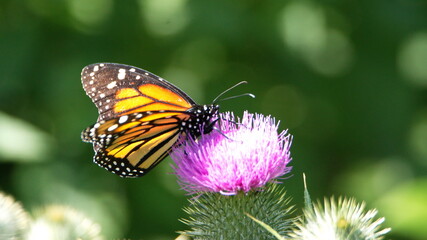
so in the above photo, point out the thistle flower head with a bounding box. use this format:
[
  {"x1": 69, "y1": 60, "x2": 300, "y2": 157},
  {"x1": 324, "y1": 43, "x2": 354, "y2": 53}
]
[
  {"x1": 27, "y1": 205, "x2": 103, "y2": 240},
  {"x1": 171, "y1": 111, "x2": 292, "y2": 195},
  {"x1": 291, "y1": 197, "x2": 391, "y2": 240},
  {"x1": 0, "y1": 192, "x2": 31, "y2": 240}
]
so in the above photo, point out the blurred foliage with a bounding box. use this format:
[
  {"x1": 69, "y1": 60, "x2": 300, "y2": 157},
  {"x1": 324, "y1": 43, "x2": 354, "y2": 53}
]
[{"x1": 0, "y1": 0, "x2": 426, "y2": 239}]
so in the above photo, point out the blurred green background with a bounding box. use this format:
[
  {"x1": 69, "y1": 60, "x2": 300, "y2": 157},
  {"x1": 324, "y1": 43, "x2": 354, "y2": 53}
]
[{"x1": 1, "y1": 0, "x2": 427, "y2": 239}]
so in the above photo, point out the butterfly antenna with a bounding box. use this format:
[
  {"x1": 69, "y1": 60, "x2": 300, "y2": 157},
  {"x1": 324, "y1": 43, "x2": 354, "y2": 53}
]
[
  {"x1": 212, "y1": 81, "x2": 252, "y2": 104},
  {"x1": 216, "y1": 93, "x2": 255, "y2": 102}
]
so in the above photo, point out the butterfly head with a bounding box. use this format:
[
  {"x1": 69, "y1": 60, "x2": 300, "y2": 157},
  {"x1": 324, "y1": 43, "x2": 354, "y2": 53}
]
[{"x1": 184, "y1": 104, "x2": 220, "y2": 136}]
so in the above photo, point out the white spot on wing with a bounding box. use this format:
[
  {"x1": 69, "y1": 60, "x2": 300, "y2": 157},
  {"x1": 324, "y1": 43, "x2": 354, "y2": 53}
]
[
  {"x1": 93, "y1": 65, "x2": 99, "y2": 72},
  {"x1": 118, "y1": 69, "x2": 126, "y2": 80},
  {"x1": 107, "y1": 81, "x2": 117, "y2": 89},
  {"x1": 118, "y1": 115, "x2": 128, "y2": 124},
  {"x1": 107, "y1": 124, "x2": 118, "y2": 131}
]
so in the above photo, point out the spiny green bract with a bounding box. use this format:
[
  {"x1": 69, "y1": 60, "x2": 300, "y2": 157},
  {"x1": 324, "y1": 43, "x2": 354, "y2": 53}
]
[{"x1": 180, "y1": 184, "x2": 295, "y2": 240}]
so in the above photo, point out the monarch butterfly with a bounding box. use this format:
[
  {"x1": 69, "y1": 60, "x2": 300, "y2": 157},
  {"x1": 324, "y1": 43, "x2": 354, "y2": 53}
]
[{"x1": 81, "y1": 63, "x2": 239, "y2": 178}]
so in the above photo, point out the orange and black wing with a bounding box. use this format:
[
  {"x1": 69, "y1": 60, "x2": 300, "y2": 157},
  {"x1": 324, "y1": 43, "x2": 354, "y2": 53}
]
[
  {"x1": 81, "y1": 63, "x2": 198, "y2": 177},
  {"x1": 82, "y1": 111, "x2": 192, "y2": 177},
  {"x1": 81, "y1": 63, "x2": 196, "y2": 122}
]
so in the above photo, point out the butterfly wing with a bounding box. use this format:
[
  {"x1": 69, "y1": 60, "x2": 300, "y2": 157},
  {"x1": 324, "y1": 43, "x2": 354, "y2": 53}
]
[
  {"x1": 82, "y1": 112, "x2": 191, "y2": 177},
  {"x1": 81, "y1": 63, "x2": 199, "y2": 177},
  {"x1": 81, "y1": 63, "x2": 196, "y2": 121}
]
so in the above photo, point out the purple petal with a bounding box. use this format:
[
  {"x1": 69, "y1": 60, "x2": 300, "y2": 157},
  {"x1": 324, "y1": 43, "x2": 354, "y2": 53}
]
[{"x1": 171, "y1": 111, "x2": 293, "y2": 195}]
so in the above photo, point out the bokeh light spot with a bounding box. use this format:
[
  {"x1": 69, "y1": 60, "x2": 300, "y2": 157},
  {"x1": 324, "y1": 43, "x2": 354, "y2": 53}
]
[
  {"x1": 68, "y1": 0, "x2": 113, "y2": 32},
  {"x1": 0, "y1": 112, "x2": 52, "y2": 162},
  {"x1": 279, "y1": 2, "x2": 353, "y2": 76},
  {"x1": 279, "y1": 2, "x2": 327, "y2": 55},
  {"x1": 377, "y1": 178, "x2": 427, "y2": 239},
  {"x1": 139, "y1": 0, "x2": 189, "y2": 37},
  {"x1": 335, "y1": 158, "x2": 413, "y2": 203},
  {"x1": 398, "y1": 32, "x2": 427, "y2": 87}
]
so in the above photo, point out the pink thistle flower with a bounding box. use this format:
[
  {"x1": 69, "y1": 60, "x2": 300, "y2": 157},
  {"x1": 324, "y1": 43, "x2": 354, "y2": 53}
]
[{"x1": 171, "y1": 111, "x2": 292, "y2": 195}]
